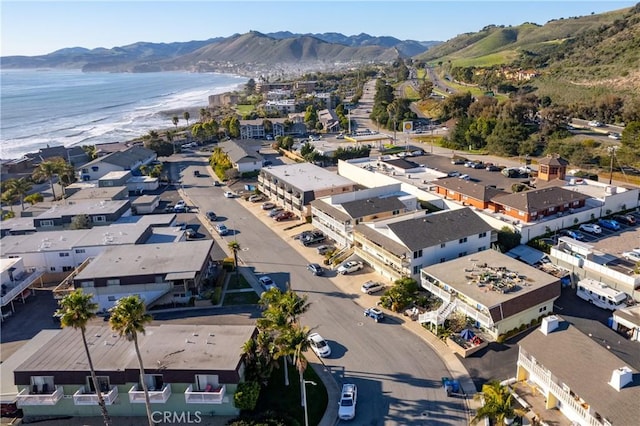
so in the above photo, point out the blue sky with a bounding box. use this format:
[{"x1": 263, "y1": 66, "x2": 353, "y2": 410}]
[{"x1": 1, "y1": 1, "x2": 636, "y2": 56}]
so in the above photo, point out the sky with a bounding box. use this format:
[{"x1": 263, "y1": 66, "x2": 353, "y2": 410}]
[{"x1": 1, "y1": 1, "x2": 637, "y2": 57}]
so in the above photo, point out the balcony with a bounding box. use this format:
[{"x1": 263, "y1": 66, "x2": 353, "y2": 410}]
[
  {"x1": 73, "y1": 385, "x2": 118, "y2": 405},
  {"x1": 129, "y1": 383, "x2": 172, "y2": 404},
  {"x1": 184, "y1": 384, "x2": 226, "y2": 404},
  {"x1": 16, "y1": 386, "x2": 63, "y2": 406}
]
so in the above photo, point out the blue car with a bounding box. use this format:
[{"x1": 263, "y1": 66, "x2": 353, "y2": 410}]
[{"x1": 598, "y1": 219, "x2": 621, "y2": 231}]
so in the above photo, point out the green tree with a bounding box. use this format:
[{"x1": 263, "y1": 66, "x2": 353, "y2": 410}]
[
  {"x1": 471, "y1": 380, "x2": 526, "y2": 425},
  {"x1": 183, "y1": 111, "x2": 190, "y2": 126},
  {"x1": 6, "y1": 178, "x2": 32, "y2": 211},
  {"x1": 233, "y1": 381, "x2": 260, "y2": 411},
  {"x1": 56, "y1": 290, "x2": 112, "y2": 426},
  {"x1": 32, "y1": 158, "x2": 65, "y2": 201},
  {"x1": 418, "y1": 80, "x2": 434, "y2": 101},
  {"x1": 109, "y1": 296, "x2": 154, "y2": 426},
  {"x1": 81, "y1": 145, "x2": 98, "y2": 160},
  {"x1": 245, "y1": 78, "x2": 256, "y2": 95},
  {"x1": 71, "y1": 214, "x2": 92, "y2": 230},
  {"x1": 304, "y1": 105, "x2": 318, "y2": 130},
  {"x1": 172, "y1": 116, "x2": 179, "y2": 131},
  {"x1": 24, "y1": 193, "x2": 44, "y2": 205},
  {"x1": 228, "y1": 240, "x2": 241, "y2": 285}
]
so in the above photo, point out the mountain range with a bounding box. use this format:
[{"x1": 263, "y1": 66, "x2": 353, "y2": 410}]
[{"x1": 0, "y1": 32, "x2": 440, "y2": 73}]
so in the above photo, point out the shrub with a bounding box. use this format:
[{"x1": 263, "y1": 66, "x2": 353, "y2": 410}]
[
  {"x1": 496, "y1": 334, "x2": 506, "y2": 344},
  {"x1": 234, "y1": 381, "x2": 260, "y2": 411}
]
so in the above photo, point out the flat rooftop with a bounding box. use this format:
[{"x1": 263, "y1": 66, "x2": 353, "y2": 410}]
[
  {"x1": 422, "y1": 250, "x2": 559, "y2": 308},
  {"x1": 36, "y1": 199, "x2": 129, "y2": 219},
  {"x1": 263, "y1": 162, "x2": 355, "y2": 192}
]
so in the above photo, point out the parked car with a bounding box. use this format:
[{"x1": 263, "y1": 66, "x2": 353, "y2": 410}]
[
  {"x1": 472, "y1": 162, "x2": 485, "y2": 169},
  {"x1": 215, "y1": 224, "x2": 229, "y2": 236},
  {"x1": 579, "y1": 223, "x2": 602, "y2": 234},
  {"x1": 613, "y1": 214, "x2": 636, "y2": 226},
  {"x1": 608, "y1": 132, "x2": 621, "y2": 140},
  {"x1": 597, "y1": 218, "x2": 621, "y2": 231},
  {"x1": 338, "y1": 384, "x2": 357, "y2": 421},
  {"x1": 361, "y1": 280, "x2": 384, "y2": 294},
  {"x1": 268, "y1": 207, "x2": 284, "y2": 217},
  {"x1": 275, "y1": 211, "x2": 295, "y2": 221},
  {"x1": 308, "y1": 333, "x2": 331, "y2": 358},
  {"x1": 193, "y1": 170, "x2": 201, "y2": 177},
  {"x1": 337, "y1": 260, "x2": 364, "y2": 275},
  {"x1": 364, "y1": 306, "x2": 384, "y2": 322},
  {"x1": 486, "y1": 165, "x2": 501, "y2": 172},
  {"x1": 622, "y1": 251, "x2": 640, "y2": 263},
  {"x1": 175, "y1": 200, "x2": 186, "y2": 209},
  {"x1": 458, "y1": 174, "x2": 470, "y2": 181},
  {"x1": 173, "y1": 205, "x2": 187, "y2": 213},
  {"x1": 560, "y1": 229, "x2": 585, "y2": 241},
  {"x1": 206, "y1": 211, "x2": 217, "y2": 221},
  {"x1": 224, "y1": 191, "x2": 236, "y2": 198},
  {"x1": 249, "y1": 194, "x2": 264, "y2": 203},
  {"x1": 184, "y1": 228, "x2": 196, "y2": 239},
  {"x1": 447, "y1": 171, "x2": 461, "y2": 177},
  {"x1": 258, "y1": 276, "x2": 277, "y2": 291},
  {"x1": 301, "y1": 231, "x2": 326, "y2": 246},
  {"x1": 307, "y1": 263, "x2": 324, "y2": 276},
  {"x1": 261, "y1": 202, "x2": 275, "y2": 210},
  {"x1": 316, "y1": 245, "x2": 334, "y2": 255},
  {"x1": 451, "y1": 158, "x2": 465, "y2": 165}
]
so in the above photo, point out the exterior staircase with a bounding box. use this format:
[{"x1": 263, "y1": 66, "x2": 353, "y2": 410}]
[{"x1": 419, "y1": 299, "x2": 457, "y2": 326}]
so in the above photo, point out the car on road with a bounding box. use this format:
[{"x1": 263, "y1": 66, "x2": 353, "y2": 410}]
[
  {"x1": 364, "y1": 307, "x2": 384, "y2": 322},
  {"x1": 622, "y1": 251, "x2": 640, "y2": 263},
  {"x1": 361, "y1": 281, "x2": 385, "y2": 294},
  {"x1": 261, "y1": 202, "x2": 275, "y2": 210},
  {"x1": 316, "y1": 245, "x2": 334, "y2": 255},
  {"x1": 608, "y1": 132, "x2": 621, "y2": 140},
  {"x1": 206, "y1": 211, "x2": 217, "y2": 221},
  {"x1": 268, "y1": 207, "x2": 284, "y2": 217},
  {"x1": 224, "y1": 191, "x2": 236, "y2": 198},
  {"x1": 307, "y1": 263, "x2": 324, "y2": 276},
  {"x1": 588, "y1": 120, "x2": 604, "y2": 127},
  {"x1": 215, "y1": 224, "x2": 229, "y2": 236},
  {"x1": 338, "y1": 384, "x2": 357, "y2": 421},
  {"x1": 274, "y1": 211, "x2": 295, "y2": 221},
  {"x1": 579, "y1": 223, "x2": 602, "y2": 234},
  {"x1": 560, "y1": 229, "x2": 585, "y2": 241},
  {"x1": 308, "y1": 333, "x2": 331, "y2": 358},
  {"x1": 597, "y1": 218, "x2": 621, "y2": 231},
  {"x1": 258, "y1": 276, "x2": 277, "y2": 291},
  {"x1": 337, "y1": 260, "x2": 364, "y2": 275},
  {"x1": 613, "y1": 214, "x2": 636, "y2": 226}
]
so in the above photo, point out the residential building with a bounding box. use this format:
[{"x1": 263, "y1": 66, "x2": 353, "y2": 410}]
[
  {"x1": 317, "y1": 109, "x2": 340, "y2": 132},
  {"x1": 265, "y1": 89, "x2": 292, "y2": 101},
  {"x1": 78, "y1": 146, "x2": 156, "y2": 181},
  {"x1": 65, "y1": 184, "x2": 129, "y2": 201},
  {"x1": 67, "y1": 240, "x2": 216, "y2": 309},
  {"x1": 611, "y1": 304, "x2": 640, "y2": 342},
  {"x1": 311, "y1": 184, "x2": 416, "y2": 248},
  {"x1": 258, "y1": 163, "x2": 357, "y2": 218},
  {"x1": 491, "y1": 186, "x2": 590, "y2": 223},
  {"x1": 264, "y1": 99, "x2": 298, "y2": 115},
  {"x1": 420, "y1": 250, "x2": 561, "y2": 340},
  {"x1": 1, "y1": 257, "x2": 44, "y2": 319},
  {"x1": 9, "y1": 324, "x2": 256, "y2": 419},
  {"x1": 25, "y1": 145, "x2": 89, "y2": 167},
  {"x1": 32, "y1": 199, "x2": 131, "y2": 231},
  {"x1": 516, "y1": 315, "x2": 639, "y2": 425},
  {"x1": 219, "y1": 140, "x2": 264, "y2": 173},
  {"x1": 537, "y1": 154, "x2": 570, "y2": 182},
  {"x1": 294, "y1": 80, "x2": 317, "y2": 93},
  {"x1": 434, "y1": 177, "x2": 507, "y2": 211},
  {"x1": 355, "y1": 207, "x2": 495, "y2": 281},
  {"x1": 208, "y1": 92, "x2": 240, "y2": 107},
  {"x1": 238, "y1": 119, "x2": 285, "y2": 140},
  {"x1": 256, "y1": 81, "x2": 291, "y2": 93}
]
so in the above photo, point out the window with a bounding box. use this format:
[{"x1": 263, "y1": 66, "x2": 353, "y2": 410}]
[
  {"x1": 195, "y1": 374, "x2": 219, "y2": 392},
  {"x1": 440, "y1": 243, "x2": 446, "y2": 248},
  {"x1": 59, "y1": 252, "x2": 69, "y2": 257},
  {"x1": 548, "y1": 207, "x2": 555, "y2": 212},
  {"x1": 440, "y1": 258, "x2": 446, "y2": 263},
  {"x1": 62, "y1": 266, "x2": 74, "y2": 272},
  {"x1": 106, "y1": 279, "x2": 120, "y2": 286},
  {"x1": 40, "y1": 220, "x2": 54, "y2": 227},
  {"x1": 75, "y1": 249, "x2": 86, "y2": 254},
  {"x1": 92, "y1": 216, "x2": 106, "y2": 223},
  {"x1": 478, "y1": 246, "x2": 486, "y2": 252},
  {"x1": 539, "y1": 306, "x2": 547, "y2": 313},
  {"x1": 413, "y1": 249, "x2": 423, "y2": 259},
  {"x1": 81, "y1": 281, "x2": 95, "y2": 288},
  {"x1": 50, "y1": 267, "x2": 56, "y2": 272},
  {"x1": 519, "y1": 211, "x2": 525, "y2": 216},
  {"x1": 142, "y1": 374, "x2": 165, "y2": 391},
  {"x1": 413, "y1": 265, "x2": 421, "y2": 275},
  {"x1": 30, "y1": 376, "x2": 55, "y2": 394},
  {"x1": 458, "y1": 237, "x2": 467, "y2": 244},
  {"x1": 392, "y1": 209, "x2": 400, "y2": 215},
  {"x1": 478, "y1": 232, "x2": 487, "y2": 238},
  {"x1": 86, "y1": 376, "x2": 110, "y2": 393},
  {"x1": 91, "y1": 166, "x2": 99, "y2": 172},
  {"x1": 107, "y1": 296, "x2": 116, "y2": 302},
  {"x1": 82, "y1": 168, "x2": 88, "y2": 173},
  {"x1": 458, "y1": 251, "x2": 467, "y2": 258}
]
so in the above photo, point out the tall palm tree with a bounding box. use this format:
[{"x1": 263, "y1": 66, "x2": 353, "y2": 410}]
[
  {"x1": 56, "y1": 290, "x2": 112, "y2": 426},
  {"x1": 109, "y1": 296, "x2": 154, "y2": 426},
  {"x1": 276, "y1": 324, "x2": 311, "y2": 402},
  {"x1": 172, "y1": 115, "x2": 179, "y2": 130},
  {"x1": 55, "y1": 159, "x2": 75, "y2": 198},
  {"x1": 6, "y1": 178, "x2": 32, "y2": 211},
  {"x1": 227, "y1": 240, "x2": 241, "y2": 285},
  {"x1": 32, "y1": 159, "x2": 61, "y2": 200},
  {"x1": 471, "y1": 380, "x2": 527, "y2": 425},
  {"x1": 183, "y1": 111, "x2": 190, "y2": 126}
]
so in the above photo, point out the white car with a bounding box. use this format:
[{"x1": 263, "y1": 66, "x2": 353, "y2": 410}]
[
  {"x1": 361, "y1": 281, "x2": 385, "y2": 295},
  {"x1": 337, "y1": 260, "x2": 364, "y2": 275},
  {"x1": 622, "y1": 251, "x2": 640, "y2": 263},
  {"x1": 308, "y1": 333, "x2": 331, "y2": 358},
  {"x1": 338, "y1": 383, "x2": 357, "y2": 421},
  {"x1": 258, "y1": 276, "x2": 277, "y2": 291},
  {"x1": 579, "y1": 223, "x2": 602, "y2": 234},
  {"x1": 175, "y1": 200, "x2": 186, "y2": 208},
  {"x1": 224, "y1": 191, "x2": 236, "y2": 198}
]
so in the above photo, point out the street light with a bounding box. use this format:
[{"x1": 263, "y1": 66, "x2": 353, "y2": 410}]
[{"x1": 302, "y1": 379, "x2": 317, "y2": 426}]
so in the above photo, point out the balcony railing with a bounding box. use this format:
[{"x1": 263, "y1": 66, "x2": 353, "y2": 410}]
[
  {"x1": 16, "y1": 386, "x2": 63, "y2": 406},
  {"x1": 1, "y1": 269, "x2": 44, "y2": 307},
  {"x1": 128, "y1": 383, "x2": 172, "y2": 403},
  {"x1": 73, "y1": 385, "x2": 118, "y2": 405},
  {"x1": 184, "y1": 384, "x2": 226, "y2": 404}
]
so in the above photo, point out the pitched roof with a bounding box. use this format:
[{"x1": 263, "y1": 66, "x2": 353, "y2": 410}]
[
  {"x1": 220, "y1": 139, "x2": 263, "y2": 163},
  {"x1": 435, "y1": 177, "x2": 508, "y2": 201},
  {"x1": 341, "y1": 196, "x2": 406, "y2": 219},
  {"x1": 537, "y1": 154, "x2": 569, "y2": 167},
  {"x1": 387, "y1": 207, "x2": 493, "y2": 251},
  {"x1": 491, "y1": 186, "x2": 589, "y2": 213},
  {"x1": 519, "y1": 319, "x2": 640, "y2": 426},
  {"x1": 82, "y1": 146, "x2": 155, "y2": 169}
]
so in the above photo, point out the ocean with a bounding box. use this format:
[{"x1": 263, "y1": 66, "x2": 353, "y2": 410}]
[{"x1": 0, "y1": 69, "x2": 247, "y2": 160}]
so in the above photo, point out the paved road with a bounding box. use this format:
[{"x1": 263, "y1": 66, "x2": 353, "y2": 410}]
[{"x1": 178, "y1": 153, "x2": 469, "y2": 425}]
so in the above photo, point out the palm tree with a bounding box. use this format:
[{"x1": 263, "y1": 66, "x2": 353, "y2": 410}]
[
  {"x1": 109, "y1": 296, "x2": 154, "y2": 426},
  {"x1": 471, "y1": 380, "x2": 527, "y2": 425},
  {"x1": 32, "y1": 159, "x2": 61, "y2": 200},
  {"x1": 6, "y1": 178, "x2": 32, "y2": 211},
  {"x1": 55, "y1": 159, "x2": 76, "y2": 198},
  {"x1": 227, "y1": 240, "x2": 241, "y2": 285},
  {"x1": 172, "y1": 115, "x2": 179, "y2": 130},
  {"x1": 56, "y1": 290, "x2": 112, "y2": 426},
  {"x1": 276, "y1": 324, "x2": 311, "y2": 404},
  {"x1": 183, "y1": 111, "x2": 190, "y2": 126},
  {"x1": 166, "y1": 130, "x2": 176, "y2": 155}
]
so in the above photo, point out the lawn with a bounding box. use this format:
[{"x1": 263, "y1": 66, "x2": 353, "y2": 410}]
[
  {"x1": 227, "y1": 273, "x2": 253, "y2": 290},
  {"x1": 223, "y1": 291, "x2": 260, "y2": 306},
  {"x1": 253, "y1": 362, "x2": 328, "y2": 426}
]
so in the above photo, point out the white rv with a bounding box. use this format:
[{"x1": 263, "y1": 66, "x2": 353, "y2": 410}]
[{"x1": 576, "y1": 279, "x2": 628, "y2": 310}]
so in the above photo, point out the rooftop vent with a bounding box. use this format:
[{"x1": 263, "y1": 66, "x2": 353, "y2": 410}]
[
  {"x1": 609, "y1": 366, "x2": 633, "y2": 391},
  {"x1": 540, "y1": 315, "x2": 559, "y2": 335}
]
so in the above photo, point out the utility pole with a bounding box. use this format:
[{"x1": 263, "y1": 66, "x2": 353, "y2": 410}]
[{"x1": 608, "y1": 146, "x2": 619, "y2": 184}]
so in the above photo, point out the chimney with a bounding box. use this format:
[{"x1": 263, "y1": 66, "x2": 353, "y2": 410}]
[
  {"x1": 540, "y1": 315, "x2": 559, "y2": 335},
  {"x1": 609, "y1": 366, "x2": 633, "y2": 391}
]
